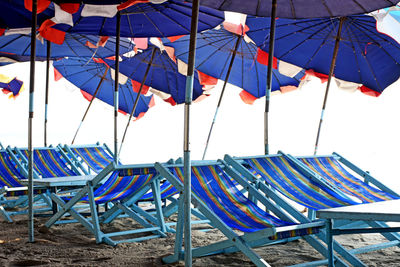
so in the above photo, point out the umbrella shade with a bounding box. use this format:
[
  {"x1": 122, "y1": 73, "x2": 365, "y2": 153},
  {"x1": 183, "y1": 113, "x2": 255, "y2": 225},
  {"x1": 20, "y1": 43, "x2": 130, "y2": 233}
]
[
  {"x1": 246, "y1": 15, "x2": 400, "y2": 96},
  {"x1": 53, "y1": 57, "x2": 153, "y2": 117},
  {"x1": 189, "y1": 0, "x2": 400, "y2": 18},
  {"x1": 0, "y1": 33, "x2": 133, "y2": 60},
  {"x1": 163, "y1": 22, "x2": 304, "y2": 99},
  {"x1": 50, "y1": 0, "x2": 224, "y2": 38},
  {"x1": 105, "y1": 46, "x2": 205, "y2": 104}
]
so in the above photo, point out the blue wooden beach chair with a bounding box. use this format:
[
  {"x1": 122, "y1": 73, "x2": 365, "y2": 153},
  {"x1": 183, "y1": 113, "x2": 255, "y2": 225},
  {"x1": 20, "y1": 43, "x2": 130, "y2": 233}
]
[
  {"x1": 153, "y1": 160, "x2": 347, "y2": 267},
  {"x1": 225, "y1": 153, "x2": 400, "y2": 266},
  {"x1": 8, "y1": 146, "x2": 83, "y2": 178},
  {"x1": 44, "y1": 162, "x2": 171, "y2": 246},
  {"x1": 0, "y1": 148, "x2": 51, "y2": 222}
]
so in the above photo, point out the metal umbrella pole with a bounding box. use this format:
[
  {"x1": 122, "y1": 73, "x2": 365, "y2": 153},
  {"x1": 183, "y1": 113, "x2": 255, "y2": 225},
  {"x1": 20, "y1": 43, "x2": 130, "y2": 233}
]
[
  {"x1": 264, "y1": 0, "x2": 277, "y2": 155},
  {"x1": 183, "y1": 0, "x2": 200, "y2": 265},
  {"x1": 119, "y1": 47, "x2": 157, "y2": 156},
  {"x1": 202, "y1": 34, "x2": 242, "y2": 160},
  {"x1": 114, "y1": 11, "x2": 121, "y2": 163},
  {"x1": 44, "y1": 40, "x2": 51, "y2": 147},
  {"x1": 28, "y1": 0, "x2": 37, "y2": 243},
  {"x1": 313, "y1": 17, "x2": 345, "y2": 155},
  {"x1": 71, "y1": 67, "x2": 109, "y2": 144}
]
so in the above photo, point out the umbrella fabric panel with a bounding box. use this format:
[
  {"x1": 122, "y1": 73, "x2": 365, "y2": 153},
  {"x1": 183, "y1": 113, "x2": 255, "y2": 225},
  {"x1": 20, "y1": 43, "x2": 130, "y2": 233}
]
[
  {"x1": 0, "y1": 33, "x2": 133, "y2": 59},
  {"x1": 53, "y1": 58, "x2": 153, "y2": 117},
  {"x1": 0, "y1": 0, "x2": 54, "y2": 29},
  {"x1": 189, "y1": 0, "x2": 400, "y2": 19},
  {"x1": 52, "y1": 0, "x2": 224, "y2": 38},
  {"x1": 163, "y1": 26, "x2": 304, "y2": 98},
  {"x1": 106, "y1": 47, "x2": 205, "y2": 104},
  {"x1": 246, "y1": 15, "x2": 400, "y2": 94}
]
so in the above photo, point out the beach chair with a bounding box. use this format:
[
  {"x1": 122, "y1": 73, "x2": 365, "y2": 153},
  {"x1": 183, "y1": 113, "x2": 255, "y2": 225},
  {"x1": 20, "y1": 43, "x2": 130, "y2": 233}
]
[
  {"x1": 154, "y1": 160, "x2": 350, "y2": 267},
  {"x1": 44, "y1": 162, "x2": 171, "y2": 246},
  {"x1": 63, "y1": 143, "x2": 118, "y2": 174},
  {"x1": 8, "y1": 146, "x2": 83, "y2": 178},
  {"x1": 0, "y1": 148, "x2": 51, "y2": 222},
  {"x1": 225, "y1": 153, "x2": 400, "y2": 266}
]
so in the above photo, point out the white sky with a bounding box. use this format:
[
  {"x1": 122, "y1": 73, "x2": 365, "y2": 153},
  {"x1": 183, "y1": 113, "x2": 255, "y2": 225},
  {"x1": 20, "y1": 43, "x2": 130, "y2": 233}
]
[{"x1": 0, "y1": 60, "x2": 399, "y2": 193}]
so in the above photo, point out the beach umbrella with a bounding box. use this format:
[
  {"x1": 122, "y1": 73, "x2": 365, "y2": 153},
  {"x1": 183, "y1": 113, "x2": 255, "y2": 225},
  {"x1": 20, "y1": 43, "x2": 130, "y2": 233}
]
[
  {"x1": 189, "y1": 0, "x2": 400, "y2": 18},
  {"x1": 0, "y1": 32, "x2": 134, "y2": 146},
  {"x1": 0, "y1": 74, "x2": 24, "y2": 99},
  {"x1": 53, "y1": 57, "x2": 154, "y2": 144},
  {"x1": 187, "y1": 0, "x2": 400, "y2": 155},
  {"x1": 37, "y1": 0, "x2": 224, "y2": 44},
  {"x1": 163, "y1": 21, "x2": 305, "y2": 159},
  {"x1": 245, "y1": 14, "x2": 400, "y2": 153},
  {"x1": 104, "y1": 44, "x2": 207, "y2": 151},
  {"x1": 105, "y1": 46, "x2": 206, "y2": 105}
]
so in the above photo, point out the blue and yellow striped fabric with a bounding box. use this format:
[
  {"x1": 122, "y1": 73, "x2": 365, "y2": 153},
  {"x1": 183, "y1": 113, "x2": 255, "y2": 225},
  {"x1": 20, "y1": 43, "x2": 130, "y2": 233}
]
[
  {"x1": 171, "y1": 164, "x2": 320, "y2": 239},
  {"x1": 244, "y1": 156, "x2": 359, "y2": 210},
  {"x1": 20, "y1": 149, "x2": 78, "y2": 178},
  {"x1": 70, "y1": 146, "x2": 116, "y2": 173},
  {"x1": 140, "y1": 180, "x2": 177, "y2": 201},
  {"x1": 299, "y1": 157, "x2": 399, "y2": 203},
  {"x1": 79, "y1": 171, "x2": 154, "y2": 205},
  {"x1": 0, "y1": 151, "x2": 47, "y2": 196},
  {"x1": 0, "y1": 151, "x2": 24, "y2": 188}
]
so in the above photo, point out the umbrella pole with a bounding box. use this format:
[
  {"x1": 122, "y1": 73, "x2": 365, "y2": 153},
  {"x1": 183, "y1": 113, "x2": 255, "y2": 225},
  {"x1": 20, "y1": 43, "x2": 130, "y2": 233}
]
[
  {"x1": 119, "y1": 47, "x2": 157, "y2": 156},
  {"x1": 44, "y1": 40, "x2": 51, "y2": 147},
  {"x1": 264, "y1": 0, "x2": 277, "y2": 155},
  {"x1": 114, "y1": 11, "x2": 121, "y2": 164},
  {"x1": 28, "y1": 0, "x2": 37, "y2": 243},
  {"x1": 183, "y1": 0, "x2": 200, "y2": 265},
  {"x1": 71, "y1": 67, "x2": 109, "y2": 144},
  {"x1": 202, "y1": 34, "x2": 242, "y2": 160},
  {"x1": 313, "y1": 17, "x2": 345, "y2": 155}
]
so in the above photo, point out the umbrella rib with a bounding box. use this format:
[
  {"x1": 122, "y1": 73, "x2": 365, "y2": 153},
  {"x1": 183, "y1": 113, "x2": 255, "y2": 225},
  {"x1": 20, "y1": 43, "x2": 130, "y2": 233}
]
[
  {"x1": 275, "y1": 20, "x2": 334, "y2": 68},
  {"x1": 351, "y1": 18, "x2": 400, "y2": 65},
  {"x1": 243, "y1": 39, "x2": 261, "y2": 95},
  {"x1": 0, "y1": 34, "x2": 26, "y2": 50},
  {"x1": 346, "y1": 23, "x2": 384, "y2": 91}
]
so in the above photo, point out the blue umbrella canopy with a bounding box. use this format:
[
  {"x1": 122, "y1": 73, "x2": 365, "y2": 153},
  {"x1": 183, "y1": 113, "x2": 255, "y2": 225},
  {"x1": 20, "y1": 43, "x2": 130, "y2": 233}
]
[
  {"x1": 246, "y1": 15, "x2": 400, "y2": 96},
  {"x1": 105, "y1": 45, "x2": 206, "y2": 105},
  {"x1": 53, "y1": 57, "x2": 154, "y2": 117},
  {"x1": 0, "y1": 33, "x2": 133, "y2": 60},
  {"x1": 0, "y1": 0, "x2": 53, "y2": 29},
  {"x1": 189, "y1": 0, "x2": 400, "y2": 18},
  {"x1": 42, "y1": 0, "x2": 224, "y2": 40},
  {"x1": 163, "y1": 22, "x2": 305, "y2": 101}
]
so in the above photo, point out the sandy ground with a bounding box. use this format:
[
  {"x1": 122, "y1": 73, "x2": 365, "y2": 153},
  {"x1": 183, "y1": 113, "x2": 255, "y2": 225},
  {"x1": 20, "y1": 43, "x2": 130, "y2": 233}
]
[{"x1": 1, "y1": 213, "x2": 400, "y2": 267}]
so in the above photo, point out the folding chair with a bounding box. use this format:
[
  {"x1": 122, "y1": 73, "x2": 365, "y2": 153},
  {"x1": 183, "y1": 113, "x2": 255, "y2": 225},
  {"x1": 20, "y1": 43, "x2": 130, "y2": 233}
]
[
  {"x1": 0, "y1": 149, "x2": 51, "y2": 222},
  {"x1": 44, "y1": 162, "x2": 171, "y2": 246},
  {"x1": 8, "y1": 146, "x2": 83, "y2": 178},
  {"x1": 225, "y1": 153, "x2": 400, "y2": 266},
  {"x1": 154, "y1": 160, "x2": 348, "y2": 267}
]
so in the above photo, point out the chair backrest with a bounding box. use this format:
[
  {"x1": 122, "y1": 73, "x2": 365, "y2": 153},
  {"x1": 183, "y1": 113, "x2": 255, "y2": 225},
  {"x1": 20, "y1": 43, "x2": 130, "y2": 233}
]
[
  {"x1": 298, "y1": 156, "x2": 399, "y2": 203},
  {"x1": 80, "y1": 170, "x2": 155, "y2": 205},
  {"x1": 66, "y1": 144, "x2": 118, "y2": 173},
  {"x1": 17, "y1": 147, "x2": 79, "y2": 178},
  {"x1": 242, "y1": 156, "x2": 360, "y2": 210},
  {"x1": 0, "y1": 150, "x2": 24, "y2": 187},
  {"x1": 171, "y1": 164, "x2": 293, "y2": 232}
]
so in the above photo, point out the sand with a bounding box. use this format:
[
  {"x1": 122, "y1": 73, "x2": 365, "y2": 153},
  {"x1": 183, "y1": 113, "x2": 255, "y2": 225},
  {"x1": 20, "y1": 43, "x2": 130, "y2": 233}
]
[{"x1": 1, "y1": 214, "x2": 400, "y2": 267}]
